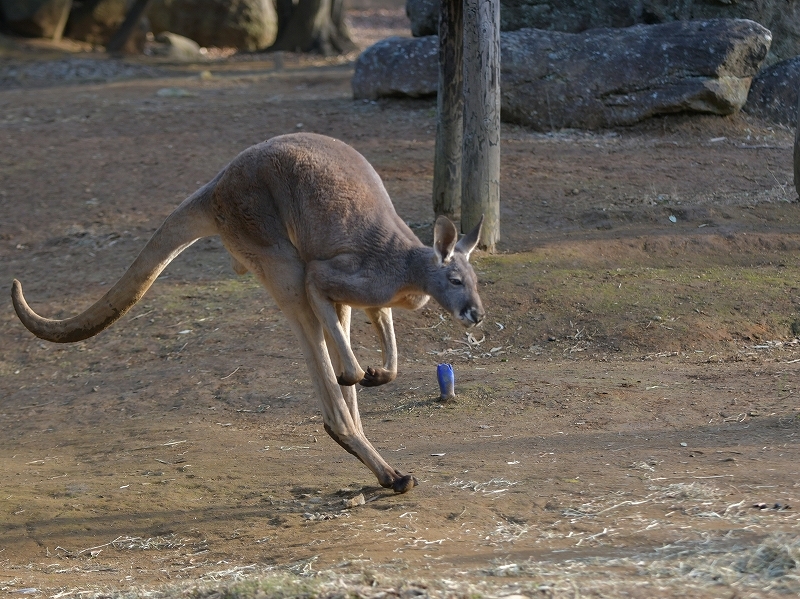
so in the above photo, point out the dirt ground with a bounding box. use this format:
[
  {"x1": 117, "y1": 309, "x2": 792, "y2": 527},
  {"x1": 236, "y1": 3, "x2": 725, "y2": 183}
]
[{"x1": 1, "y1": 4, "x2": 799, "y2": 598}]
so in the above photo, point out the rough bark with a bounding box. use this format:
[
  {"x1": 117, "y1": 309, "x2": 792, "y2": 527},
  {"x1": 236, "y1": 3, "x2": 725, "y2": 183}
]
[
  {"x1": 795, "y1": 86, "x2": 800, "y2": 201},
  {"x1": 106, "y1": 0, "x2": 151, "y2": 52},
  {"x1": 461, "y1": 0, "x2": 500, "y2": 251},
  {"x1": 432, "y1": 0, "x2": 463, "y2": 219},
  {"x1": 269, "y1": 0, "x2": 355, "y2": 55}
]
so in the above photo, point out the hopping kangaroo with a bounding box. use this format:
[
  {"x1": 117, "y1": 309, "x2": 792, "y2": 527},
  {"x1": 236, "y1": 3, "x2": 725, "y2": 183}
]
[{"x1": 11, "y1": 133, "x2": 485, "y2": 493}]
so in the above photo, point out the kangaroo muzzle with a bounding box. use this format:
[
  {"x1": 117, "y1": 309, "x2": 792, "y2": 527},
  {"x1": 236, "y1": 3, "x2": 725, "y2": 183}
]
[{"x1": 459, "y1": 305, "x2": 484, "y2": 326}]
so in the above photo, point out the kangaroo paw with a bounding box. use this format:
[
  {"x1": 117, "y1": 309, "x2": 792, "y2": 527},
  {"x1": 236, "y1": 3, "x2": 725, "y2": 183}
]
[{"x1": 360, "y1": 366, "x2": 397, "y2": 387}]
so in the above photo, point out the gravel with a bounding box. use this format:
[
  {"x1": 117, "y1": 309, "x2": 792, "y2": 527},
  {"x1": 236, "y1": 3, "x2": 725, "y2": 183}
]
[{"x1": 0, "y1": 58, "x2": 165, "y2": 88}]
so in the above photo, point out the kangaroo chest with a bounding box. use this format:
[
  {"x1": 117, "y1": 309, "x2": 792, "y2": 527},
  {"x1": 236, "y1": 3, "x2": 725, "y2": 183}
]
[{"x1": 389, "y1": 291, "x2": 430, "y2": 311}]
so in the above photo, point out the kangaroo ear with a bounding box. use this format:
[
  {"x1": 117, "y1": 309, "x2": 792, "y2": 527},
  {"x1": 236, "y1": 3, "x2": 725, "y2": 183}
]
[
  {"x1": 455, "y1": 214, "x2": 483, "y2": 260},
  {"x1": 433, "y1": 215, "x2": 458, "y2": 264}
]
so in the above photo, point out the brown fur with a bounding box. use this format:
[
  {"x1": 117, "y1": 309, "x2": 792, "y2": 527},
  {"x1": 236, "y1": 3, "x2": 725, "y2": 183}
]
[{"x1": 11, "y1": 133, "x2": 485, "y2": 492}]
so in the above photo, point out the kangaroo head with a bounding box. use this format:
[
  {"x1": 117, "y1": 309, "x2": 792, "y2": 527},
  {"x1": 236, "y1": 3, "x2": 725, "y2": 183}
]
[{"x1": 429, "y1": 215, "x2": 485, "y2": 327}]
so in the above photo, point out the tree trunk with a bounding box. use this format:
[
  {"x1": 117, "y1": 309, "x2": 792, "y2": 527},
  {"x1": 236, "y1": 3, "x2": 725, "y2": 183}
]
[
  {"x1": 269, "y1": 0, "x2": 355, "y2": 55},
  {"x1": 432, "y1": 0, "x2": 464, "y2": 219},
  {"x1": 461, "y1": 0, "x2": 501, "y2": 251},
  {"x1": 106, "y1": 0, "x2": 152, "y2": 53},
  {"x1": 795, "y1": 84, "x2": 800, "y2": 201}
]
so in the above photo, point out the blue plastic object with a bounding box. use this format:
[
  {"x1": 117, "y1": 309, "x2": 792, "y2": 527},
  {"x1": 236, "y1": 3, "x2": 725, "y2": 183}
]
[{"x1": 437, "y1": 363, "x2": 455, "y2": 400}]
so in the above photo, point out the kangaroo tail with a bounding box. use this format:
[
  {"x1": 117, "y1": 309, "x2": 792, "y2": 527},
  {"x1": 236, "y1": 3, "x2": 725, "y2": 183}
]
[{"x1": 11, "y1": 181, "x2": 219, "y2": 343}]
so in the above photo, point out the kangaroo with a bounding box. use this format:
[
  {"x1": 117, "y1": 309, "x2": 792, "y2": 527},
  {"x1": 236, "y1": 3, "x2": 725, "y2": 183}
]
[{"x1": 11, "y1": 132, "x2": 485, "y2": 494}]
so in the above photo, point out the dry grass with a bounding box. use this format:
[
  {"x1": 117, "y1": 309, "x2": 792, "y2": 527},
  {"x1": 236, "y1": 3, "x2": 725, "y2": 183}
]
[{"x1": 13, "y1": 533, "x2": 792, "y2": 599}]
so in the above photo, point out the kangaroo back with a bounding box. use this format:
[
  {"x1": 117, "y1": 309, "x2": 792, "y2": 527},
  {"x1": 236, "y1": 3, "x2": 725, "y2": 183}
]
[{"x1": 12, "y1": 181, "x2": 218, "y2": 343}]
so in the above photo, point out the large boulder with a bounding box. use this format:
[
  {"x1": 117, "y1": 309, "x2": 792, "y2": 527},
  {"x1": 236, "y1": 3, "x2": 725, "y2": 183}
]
[
  {"x1": 407, "y1": 0, "x2": 637, "y2": 38},
  {"x1": 353, "y1": 19, "x2": 771, "y2": 130},
  {"x1": 146, "y1": 0, "x2": 277, "y2": 51},
  {"x1": 1, "y1": 0, "x2": 71, "y2": 39},
  {"x1": 407, "y1": 0, "x2": 799, "y2": 65},
  {"x1": 352, "y1": 35, "x2": 438, "y2": 99},
  {"x1": 405, "y1": 0, "x2": 435, "y2": 37},
  {"x1": 744, "y1": 56, "x2": 800, "y2": 127},
  {"x1": 502, "y1": 19, "x2": 771, "y2": 130},
  {"x1": 66, "y1": 0, "x2": 147, "y2": 51}
]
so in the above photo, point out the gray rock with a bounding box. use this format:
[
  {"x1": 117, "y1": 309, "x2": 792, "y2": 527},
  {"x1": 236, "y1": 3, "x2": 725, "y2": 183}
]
[
  {"x1": 502, "y1": 19, "x2": 771, "y2": 130},
  {"x1": 405, "y1": 0, "x2": 437, "y2": 38},
  {"x1": 353, "y1": 19, "x2": 771, "y2": 130},
  {"x1": 147, "y1": 0, "x2": 277, "y2": 51},
  {"x1": 1, "y1": 0, "x2": 71, "y2": 39},
  {"x1": 744, "y1": 57, "x2": 800, "y2": 127},
  {"x1": 407, "y1": 0, "x2": 637, "y2": 38},
  {"x1": 0, "y1": 57, "x2": 163, "y2": 87},
  {"x1": 150, "y1": 31, "x2": 205, "y2": 61},
  {"x1": 407, "y1": 0, "x2": 798, "y2": 65},
  {"x1": 353, "y1": 35, "x2": 438, "y2": 100}
]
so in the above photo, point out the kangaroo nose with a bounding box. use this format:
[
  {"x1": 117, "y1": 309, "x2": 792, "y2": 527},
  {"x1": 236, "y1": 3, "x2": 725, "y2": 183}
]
[{"x1": 461, "y1": 306, "x2": 484, "y2": 325}]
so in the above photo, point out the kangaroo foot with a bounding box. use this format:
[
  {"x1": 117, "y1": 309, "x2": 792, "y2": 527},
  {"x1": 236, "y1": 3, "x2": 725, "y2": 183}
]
[
  {"x1": 392, "y1": 474, "x2": 417, "y2": 493},
  {"x1": 323, "y1": 426, "x2": 415, "y2": 493},
  {"x1": 360, "y1": 366, "x2": 397, "y2": 387},
  {"x1": 379, "y1": 469, "x2": 417, "y2": 493}
]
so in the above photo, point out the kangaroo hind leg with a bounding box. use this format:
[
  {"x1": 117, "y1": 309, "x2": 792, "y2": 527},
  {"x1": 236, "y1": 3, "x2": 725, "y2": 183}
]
[
  {"x1": 322, "y1": 303, "x2": 365, "y2": 435},
  {"x1": 252, "y1": 250, "x2": 415, "y2": 493},
  {"x1": 306, "y1": 279, "x2": 365, "y2": 386}
]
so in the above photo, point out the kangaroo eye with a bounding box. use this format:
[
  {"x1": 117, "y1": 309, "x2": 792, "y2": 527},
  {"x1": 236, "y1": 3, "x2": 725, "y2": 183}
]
[{"x1": 449, "y1": 278, "x2": 463, "y2": 286}]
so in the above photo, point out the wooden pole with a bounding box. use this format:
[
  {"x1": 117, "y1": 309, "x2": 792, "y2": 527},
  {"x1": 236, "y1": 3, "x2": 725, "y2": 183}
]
[
  {"x1": 795, "y1": 85, "x2": 800, "y2": 200},
  {"x1": 432, "y1": 0, "x2": 464, "y2": 219},
  {"x1": 461, "y1": 0, "x2": 500, "y2": 251}
]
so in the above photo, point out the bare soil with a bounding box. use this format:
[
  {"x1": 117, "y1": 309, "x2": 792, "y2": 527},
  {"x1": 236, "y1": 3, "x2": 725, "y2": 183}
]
[{"x1": 1, "y1": 6, "x2": 799, "y2": 598}]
